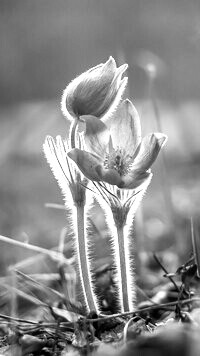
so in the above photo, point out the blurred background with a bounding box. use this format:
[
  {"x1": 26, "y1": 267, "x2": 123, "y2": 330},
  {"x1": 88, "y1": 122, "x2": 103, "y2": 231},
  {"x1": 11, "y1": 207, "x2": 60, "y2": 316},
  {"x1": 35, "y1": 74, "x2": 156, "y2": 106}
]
[{"x1": 0, "y1": 0, "x2": 200, "y2": 275}]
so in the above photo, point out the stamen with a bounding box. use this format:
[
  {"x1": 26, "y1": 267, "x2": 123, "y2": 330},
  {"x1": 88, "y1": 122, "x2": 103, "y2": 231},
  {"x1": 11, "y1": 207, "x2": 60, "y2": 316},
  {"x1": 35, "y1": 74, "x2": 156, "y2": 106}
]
[{"x1": 103, "y1": 147, "x2": 132, "y2": 176}]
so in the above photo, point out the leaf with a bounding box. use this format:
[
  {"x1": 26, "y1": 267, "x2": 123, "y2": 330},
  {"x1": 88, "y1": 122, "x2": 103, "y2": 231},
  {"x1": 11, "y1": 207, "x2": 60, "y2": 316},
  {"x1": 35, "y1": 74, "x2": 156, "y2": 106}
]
[{"x1": 50, "y1": 305, "x2": 81, "y2": 323}]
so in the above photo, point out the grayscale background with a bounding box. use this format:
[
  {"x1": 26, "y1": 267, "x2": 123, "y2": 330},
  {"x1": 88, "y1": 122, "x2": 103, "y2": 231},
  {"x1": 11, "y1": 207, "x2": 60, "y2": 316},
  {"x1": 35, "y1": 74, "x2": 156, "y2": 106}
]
[{"x1": 0, "y1": 0, "x2": 200, "y2": 273}]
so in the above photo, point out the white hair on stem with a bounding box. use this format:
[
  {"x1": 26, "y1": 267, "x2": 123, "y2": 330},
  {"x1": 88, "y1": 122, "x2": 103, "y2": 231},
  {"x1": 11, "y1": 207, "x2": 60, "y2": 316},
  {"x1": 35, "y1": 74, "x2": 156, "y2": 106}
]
[
  {"x1": 122, "y1": 174, "x2": 152, "y2": 310},
  {"x1": 91, "y1": 175, "x2": 152, "y2": 312},
  {"x1": 71, "y1": 196, "x2": 100, "y2": 313},
  {"x1": 43, "y1": 135, "x2": 100, "y2": 314},
  {"x1": 92, "y1": 186, "x2": 123, "y2": 312}
]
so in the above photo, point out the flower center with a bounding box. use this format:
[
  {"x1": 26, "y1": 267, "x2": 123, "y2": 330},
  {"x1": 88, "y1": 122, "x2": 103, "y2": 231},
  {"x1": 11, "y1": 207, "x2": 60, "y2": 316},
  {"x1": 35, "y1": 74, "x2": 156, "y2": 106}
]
[{"x1": 103, "y1": 148, "x2": 132, "y2": 176}]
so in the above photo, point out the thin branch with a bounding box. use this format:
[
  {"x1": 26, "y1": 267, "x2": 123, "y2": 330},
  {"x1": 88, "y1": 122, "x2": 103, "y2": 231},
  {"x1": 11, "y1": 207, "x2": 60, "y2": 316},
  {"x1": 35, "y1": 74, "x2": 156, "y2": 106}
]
[
  {"x1": 86, "y1": 297, "x2": 200, "y2": 323},
  {"x1": 153, "y1": 253, "x2": 180, "y2": 293}
]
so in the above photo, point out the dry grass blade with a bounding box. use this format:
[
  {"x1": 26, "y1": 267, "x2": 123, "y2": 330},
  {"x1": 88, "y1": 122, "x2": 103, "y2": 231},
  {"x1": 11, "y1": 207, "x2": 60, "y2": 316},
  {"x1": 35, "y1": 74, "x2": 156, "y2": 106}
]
[
  {"x1": 0, "y1": 234, "x2": 73, "y2": 267},
  {"x1": 45, "y1": 203, "x2": 67, "y2": 210},
  {"x1": 0, "y1": 281, "x2": 45, "y2": 308},
  {"x1": 190, "y1": 217, "x2": 200, "y2": 278},
  {"x1": 15, "y1": 270, "x2": 66, "y2": 302}
]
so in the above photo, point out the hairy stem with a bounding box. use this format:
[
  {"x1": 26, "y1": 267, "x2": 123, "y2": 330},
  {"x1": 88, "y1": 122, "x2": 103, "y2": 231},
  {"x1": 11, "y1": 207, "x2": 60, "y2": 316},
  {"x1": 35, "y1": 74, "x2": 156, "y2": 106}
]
[
  {"x1": 115, "y1": 225, "x2": 131, "y2": 312},
  {"x1": 69, "y1": 118, "x2": 78, "y2": 149},
  {"x1": 75, "y1": 204, "x2": 98, "y2": 314}
]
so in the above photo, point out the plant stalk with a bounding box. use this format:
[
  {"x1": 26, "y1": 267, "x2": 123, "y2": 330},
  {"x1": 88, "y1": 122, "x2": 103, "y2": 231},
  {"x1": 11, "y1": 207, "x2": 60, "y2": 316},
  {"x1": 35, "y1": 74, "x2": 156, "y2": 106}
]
[
  {"x1": 75, "y1": 204, "x2": 98, "y2": 314},
  {"x1": 69, "y1": 115, "x2": 98, "y2": 313},
  {"x1": 70, "y1": 118, "x2": 78, "y2": 149},
  {"x1": 115, "y1": 224, "x2": 130, "y2": 312}
]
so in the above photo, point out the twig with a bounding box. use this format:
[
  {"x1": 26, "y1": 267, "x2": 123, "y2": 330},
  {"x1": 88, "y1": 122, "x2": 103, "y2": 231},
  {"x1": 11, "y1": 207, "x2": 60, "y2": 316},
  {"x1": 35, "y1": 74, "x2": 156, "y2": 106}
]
[
  {"x1": 86, "y1": 297, "x2": 200, "y2": 323},
  {"x1": 0, "y1": 313, "x2": 38, "y2": 325},
  {"x1": 1, "y1": 297, "x2": 199, "y2": 331},
  {"x1": 153, "y1": 253, "x2": 180, "y2": 293}
]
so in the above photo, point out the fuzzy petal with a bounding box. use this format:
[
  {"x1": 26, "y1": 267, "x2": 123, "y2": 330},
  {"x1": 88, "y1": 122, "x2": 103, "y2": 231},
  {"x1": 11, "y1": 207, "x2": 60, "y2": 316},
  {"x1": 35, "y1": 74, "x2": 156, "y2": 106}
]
[
  {"x1": 101, "y1": 56, "x2": 117, "y2": 75},
  {"x1": 87, "y1": 63, "x2": 104, "y2": 73},
  {"x1": 61, "y1": 58, "x2": 116, "y2": 119},
  {"x1": 100, "y1": 76, "x2": 128, "y2": 121},
  {"x1": 85, "y1": 56, "x2": 116, "y2": 79},
  {"x1": 68, "y1": 148, "x2": 102, "y2": 182},
  {"x1": 92, "y1": 62, "x2": 128, "y2": 120},
  {"x1": 96, "y1": 166, "x2": 123, "y2": 186},
  {"x1": 82, "y1": 115, "x2": 109, "y2": 156},
  {"x1": 132, "y1": 133, "x2": 167, "y2": 171},
  {"x1": 61, "y1": 57, "x2": 127, "y2": 120},
  {"x1": 112, "y1": 63, "x2": 128, "y2": 88},
  {"x1": 103, "y1": 99, "x2": 141, "y2": 156},
  {"x1": 119, "y1": 169, "x2": 151, "y2": 189}
]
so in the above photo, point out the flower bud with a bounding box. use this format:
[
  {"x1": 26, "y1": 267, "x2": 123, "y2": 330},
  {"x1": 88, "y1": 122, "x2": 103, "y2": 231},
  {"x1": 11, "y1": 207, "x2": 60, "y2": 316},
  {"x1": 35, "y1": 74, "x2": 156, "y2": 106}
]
[{"x1": 61, "y1": 56, "x2": 128, "y2": 121}]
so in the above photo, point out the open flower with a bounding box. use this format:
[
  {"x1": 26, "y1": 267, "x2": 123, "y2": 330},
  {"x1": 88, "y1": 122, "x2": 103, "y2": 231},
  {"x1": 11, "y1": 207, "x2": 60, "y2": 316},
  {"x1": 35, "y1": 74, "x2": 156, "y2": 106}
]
[
  {"x1": 89, "y1": 178, "x2": 152, "y2": 312},
  {"x1": 61, "y1": 56, "x2": 128, "y2": 121},
  {"x1": 68, "y1": 99, "x2": 167, "y2": 190}
]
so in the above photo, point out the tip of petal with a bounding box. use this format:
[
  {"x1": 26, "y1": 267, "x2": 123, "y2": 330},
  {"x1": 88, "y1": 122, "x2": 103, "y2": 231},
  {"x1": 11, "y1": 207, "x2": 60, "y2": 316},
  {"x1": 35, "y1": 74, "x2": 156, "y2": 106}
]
[
  {"x1": 153, "y1": 133, "x2": 168, "y2": 148},
  {"x1": 113, "y1": 65, "x2": 128, "y2": 88},
  {"x1": 108, "y1": 55, "x2": 116, "y2": 64},
  {"x1": 124, "y1": 98, "x2": 140, "y2": 117},
  {"x1": 120, "y1": 76, "x2": 128, "y2": 89},
  {"x1": 104, "y1": 56, "x2": 116, "y2": 71},
  {"x1": 116, "y1": 63, "x2": 128, "y2": 77},
  {"x1": 117, "y1": 77, "x2": 128, "y2": 98}
]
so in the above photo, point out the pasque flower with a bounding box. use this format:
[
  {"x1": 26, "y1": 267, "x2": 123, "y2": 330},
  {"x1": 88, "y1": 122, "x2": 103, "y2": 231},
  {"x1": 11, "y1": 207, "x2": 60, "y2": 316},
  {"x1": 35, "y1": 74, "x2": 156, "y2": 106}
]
[
  {"x1": 67, "y1": 98, "x2": 167, "y2": 312},
  {"x1": 44, "y1": 53, "x2": 168, "y2": 316},
  {"x1": 61, "y1": 56, "x2": 128, "y2": 121},
  {"x1": 90, "y1": 178, "x2": 152, "y2": 312},
  {"x1": 68, "y1": 99, "x2": 167, "y2": 190}
]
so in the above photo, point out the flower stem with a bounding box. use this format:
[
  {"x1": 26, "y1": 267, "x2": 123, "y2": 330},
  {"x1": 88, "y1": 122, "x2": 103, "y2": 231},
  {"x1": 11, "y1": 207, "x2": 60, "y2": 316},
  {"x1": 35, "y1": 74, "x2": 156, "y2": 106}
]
[
  {"x1": 115, "y1": 224, "x2": 131, "y2": 312},
  {"x1": 75, "y1": 204, "x2": 98, "y2": 314},
  {"x1": 70, "y1": 118, "x2": 78, "y2": 149}
]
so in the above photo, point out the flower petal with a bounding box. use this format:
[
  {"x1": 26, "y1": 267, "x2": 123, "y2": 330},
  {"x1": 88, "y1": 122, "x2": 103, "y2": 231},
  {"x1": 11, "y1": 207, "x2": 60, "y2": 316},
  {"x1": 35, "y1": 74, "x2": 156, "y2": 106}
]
[
  {"x1": 99, "y1": 76, "x2": 128, "y2": 120},
  {"x1": 112, "y1": 63, "x2": 128, "y2": 89},
  {"x1": 61, "y1": 56, "x2": 128, "y2": 120},
  {"x1": 81, "y1": 115, "x2": 109, "y2": 157},
  {"x1": 119, "y1": 169, "x2": 152, "y2": 189},
  {"x1": 87, "y1": 63, "x2": 104, "y2": 73},
  {"x1": 102, "y1": 99, "x2": 141, "y2": 156},
  {"x1": 132, "y1": 133, "x2": 167, "y2": 171},
  {"x1": 68, "y1": 148, "x2": 102, "y2": 182},
  {"x1": 95, "y1": 166, "x2": 123, "y2": 186},
  {"x1": 61, "y1": 58, "x2": 116, "y2": 120},
  {"x1": 102, "y1": 56, "x2": 117, "y2": 75},
  {"x1": 90, "y1": 60, "x2": 128, "y2": 120}
]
